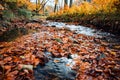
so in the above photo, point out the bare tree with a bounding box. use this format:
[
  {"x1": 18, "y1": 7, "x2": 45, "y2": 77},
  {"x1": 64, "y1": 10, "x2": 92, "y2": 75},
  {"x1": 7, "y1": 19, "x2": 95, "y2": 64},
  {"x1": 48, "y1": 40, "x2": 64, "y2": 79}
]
[
  {"x1": 54, "y1": 0, "x2": 58, "y2": 12},
  {"x1": 35, "y1": 0, "x2": 49, "y2": 13}
]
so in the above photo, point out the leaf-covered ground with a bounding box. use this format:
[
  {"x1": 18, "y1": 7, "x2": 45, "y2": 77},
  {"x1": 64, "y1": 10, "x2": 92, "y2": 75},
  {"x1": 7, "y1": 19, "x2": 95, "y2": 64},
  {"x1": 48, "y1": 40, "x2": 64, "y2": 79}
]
[{"x1": 0, "y1": 22, "x2": 120, "y2": 80}]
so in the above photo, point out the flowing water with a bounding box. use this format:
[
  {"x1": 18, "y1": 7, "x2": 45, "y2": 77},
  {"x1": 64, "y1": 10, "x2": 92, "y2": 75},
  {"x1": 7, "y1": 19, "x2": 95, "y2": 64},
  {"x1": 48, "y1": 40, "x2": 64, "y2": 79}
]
[
  {"x1": 34, "y1": 21, "x2": 120, "y2": 80},
  {"x1": 34, "y1": 52, "x2": 78, "y2": 80},
  {"x1": 43, "y1": 21, "x2": 112, "y2": 37},
  {"x1": 43, "y1": 21, "x2": 120, "y2": 43}
]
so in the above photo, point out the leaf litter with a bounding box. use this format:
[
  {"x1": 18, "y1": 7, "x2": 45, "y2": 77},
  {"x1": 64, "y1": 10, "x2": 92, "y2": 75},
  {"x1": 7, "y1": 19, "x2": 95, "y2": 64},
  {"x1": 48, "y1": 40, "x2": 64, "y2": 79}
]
[{"x1": 0, "y1": 22, "x2": 120, "y2": 80}]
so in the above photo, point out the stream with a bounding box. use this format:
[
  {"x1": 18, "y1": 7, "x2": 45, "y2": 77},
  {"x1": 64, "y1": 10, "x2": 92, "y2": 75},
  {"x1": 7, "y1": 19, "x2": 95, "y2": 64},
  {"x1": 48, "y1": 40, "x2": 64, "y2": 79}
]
[
  {"x1": 43, "y1": 21, "x2": 113, "y2": 37},
  {"x1": 43, "y1": 21, "x2": 120, "y2": 43},
  {"x1": 34, "y1": 21, "x2": 120, "y2": 80},
  {"x1": 34, "y1": 52, "x2": 78, "y2": 80}
]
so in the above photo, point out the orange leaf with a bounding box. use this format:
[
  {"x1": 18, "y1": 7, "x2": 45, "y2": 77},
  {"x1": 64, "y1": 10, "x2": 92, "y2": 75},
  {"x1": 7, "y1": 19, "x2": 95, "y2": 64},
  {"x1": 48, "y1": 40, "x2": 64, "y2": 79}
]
[
  {"x1": 33, "y1": 58, "x2": 40, "y2": 66},
  {"x1": 99, "y1": 46, "x2": 105, "y2": 52},
  {"x1": 63, "y1": 37, "x2": 69, "y2": 43},
  {"x1": 4, "y1": 65, "x2": 12, "y2": 70},
  {"x1": 66, "y1": 64, "x2": 70, "y2": 66},
  {"x1": 4, "y1": 57, "x2": 12, "y2": 62},
  {"x1": 54, "y1": 60, "x2": 60, "y2": 63}
]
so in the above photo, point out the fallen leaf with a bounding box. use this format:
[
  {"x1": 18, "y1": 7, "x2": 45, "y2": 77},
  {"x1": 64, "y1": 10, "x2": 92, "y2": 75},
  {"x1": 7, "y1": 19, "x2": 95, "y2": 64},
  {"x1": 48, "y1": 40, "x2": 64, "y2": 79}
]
[
  {"x1": 33, "y1": 58, "x2": 40, "y2": 66},
  {"x1": 114, "y1": 45, "x2": 120, "y2": 49},
  {"x1": 66, "y1": 64, "x2": 70, "y2": 66},
  {"x1": 99, "y1": 46, "x2": 105, "y2": 52},
  {"x1": 110, "y1": 51, "x2": 116, "y2": 55},
  {"x1": 4, "y1": 65, "x2": 12, "y2": 70},
  {"x1": 54, "y1": 60, "x2": 60, "y2": 63},
  {"x1": 18, "y1": 64, "x2": 33, "y2": 70}
]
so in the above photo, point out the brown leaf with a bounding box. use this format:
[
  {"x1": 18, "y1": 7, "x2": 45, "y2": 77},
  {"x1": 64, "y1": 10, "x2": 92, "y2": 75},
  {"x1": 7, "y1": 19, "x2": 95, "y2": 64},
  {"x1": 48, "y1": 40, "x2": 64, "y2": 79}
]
[{"x1": 4, "y1": 57, "x2": 12, "y2": 63}]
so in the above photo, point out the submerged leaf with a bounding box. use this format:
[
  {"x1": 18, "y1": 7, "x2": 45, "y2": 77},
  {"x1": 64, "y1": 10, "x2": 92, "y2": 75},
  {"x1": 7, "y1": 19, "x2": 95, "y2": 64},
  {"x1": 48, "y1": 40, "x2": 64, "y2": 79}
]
[
  {"x1": 96, "y1": 53, "x2": 106, "y2": 60},
  {"x1": 54, "y1": 60, "x2": 60, "y2": 63}
]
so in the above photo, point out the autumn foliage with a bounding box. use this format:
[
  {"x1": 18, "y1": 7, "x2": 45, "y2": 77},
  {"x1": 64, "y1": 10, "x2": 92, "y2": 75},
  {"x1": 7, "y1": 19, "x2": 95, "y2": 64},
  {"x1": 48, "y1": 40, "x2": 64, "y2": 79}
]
[
  {"x1": 17, "y1": 0, "x2": 36, "y2": 11},
  {"x1": 50, "y1": 0, "x2": 120, "y2": 17}
]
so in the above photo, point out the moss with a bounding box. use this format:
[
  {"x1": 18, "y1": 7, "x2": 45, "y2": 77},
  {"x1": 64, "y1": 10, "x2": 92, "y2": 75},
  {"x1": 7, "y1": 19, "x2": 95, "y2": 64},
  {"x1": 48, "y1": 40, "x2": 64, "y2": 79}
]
[
  {"x1": 18, "y1": 8, "x2": 32, "y2": 19},
  {"x1": 0, "y1": 27, "x2": 28, "y2": 42},
  {"x1": 2, "y1": 10, "x2": 15, "y2": 20}
]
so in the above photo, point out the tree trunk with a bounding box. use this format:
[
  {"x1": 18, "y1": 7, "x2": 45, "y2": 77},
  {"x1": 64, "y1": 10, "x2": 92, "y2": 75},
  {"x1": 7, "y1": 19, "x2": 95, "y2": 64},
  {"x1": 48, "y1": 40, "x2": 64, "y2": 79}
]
[
  {"x1": 64, "y1": 0, "x2": 68, "y2": 8},
  {"x1": 69, "y1": 0, "x2": 73, "y2": 8},
  {"x1": 54, "y1": 4, "x2": 57, "y2": 12},
  {"x1": 36, "y1": 0, "x2": 38, "y2": 13},
  {"x1": 54, "y1": 0, "x2": 58, "y2": 12}
]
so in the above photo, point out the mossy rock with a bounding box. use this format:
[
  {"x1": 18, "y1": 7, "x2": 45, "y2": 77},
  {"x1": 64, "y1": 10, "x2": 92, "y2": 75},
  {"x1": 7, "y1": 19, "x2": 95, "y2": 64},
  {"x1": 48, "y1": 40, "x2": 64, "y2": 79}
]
[{"x1": 0, "y1": 27, "x2": 28, "y2": 42}]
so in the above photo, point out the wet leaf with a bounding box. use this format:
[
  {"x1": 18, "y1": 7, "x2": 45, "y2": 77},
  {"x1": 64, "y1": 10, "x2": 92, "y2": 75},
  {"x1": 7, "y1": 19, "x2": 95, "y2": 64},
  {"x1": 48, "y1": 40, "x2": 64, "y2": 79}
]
[
  {"x1": 66, "y1": 64, "x2": 70, "y2": 66},
  {"x1": 96, "y1": 53, "x2": 106, "y2": 60},
  {"x1": 54, "y1": 60, "x2": 60, "y2": 63}
]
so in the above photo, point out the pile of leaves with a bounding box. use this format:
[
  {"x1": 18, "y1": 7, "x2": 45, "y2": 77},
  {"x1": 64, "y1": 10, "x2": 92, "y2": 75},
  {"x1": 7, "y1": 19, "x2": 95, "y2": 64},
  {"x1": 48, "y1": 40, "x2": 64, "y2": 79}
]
[{"x1": 0, "y1": 22, "x2": 120, "y2": 80}]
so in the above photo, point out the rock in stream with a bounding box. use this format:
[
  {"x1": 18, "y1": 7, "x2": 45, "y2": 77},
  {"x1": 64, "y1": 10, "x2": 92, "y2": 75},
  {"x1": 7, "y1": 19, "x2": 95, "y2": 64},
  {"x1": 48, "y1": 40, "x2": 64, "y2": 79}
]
[{"x1": 34, "y1": 52, "x2": 77, "y2": 80}]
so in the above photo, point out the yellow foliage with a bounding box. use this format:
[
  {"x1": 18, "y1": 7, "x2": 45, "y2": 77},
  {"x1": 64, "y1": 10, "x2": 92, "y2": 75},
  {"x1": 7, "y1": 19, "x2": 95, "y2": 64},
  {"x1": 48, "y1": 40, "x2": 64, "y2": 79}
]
[
  {"x1": 17, "y1": 0, "x2": 36, "y2": 10},
  {"x1": 67, "y1": 5, "x2": 79, "y2": 14},
  {"x1": 27, "y1": 3, "x2": 36, "y2": 11},
  {"x1": 79, "y1": 2, "x2": 94, "y2": 14},
  {"x1": 51, "y1": 0, "x2": 118, "y2": 16},
  {"x1": 92, "y1": 0, "x2": 117, "y2": 13}
]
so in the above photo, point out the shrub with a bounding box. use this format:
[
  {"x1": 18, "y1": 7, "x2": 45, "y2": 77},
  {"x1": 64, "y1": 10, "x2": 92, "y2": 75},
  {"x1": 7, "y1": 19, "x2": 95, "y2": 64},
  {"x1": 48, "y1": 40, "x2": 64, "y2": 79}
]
[
  {"x1": 2, "y1": 10, "x2": 15, "y2": 20},
  {"x1": 18, "y1": 8, "x2": 32, "y2": 19}
]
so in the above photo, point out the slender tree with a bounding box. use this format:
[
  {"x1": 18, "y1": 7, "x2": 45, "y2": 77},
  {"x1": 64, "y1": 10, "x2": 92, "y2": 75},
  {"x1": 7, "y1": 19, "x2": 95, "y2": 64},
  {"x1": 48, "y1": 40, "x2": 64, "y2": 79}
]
[
  {"x1": 64, "y1": 0, "x2": 68, "y2": 8},
  {"x1": 54, "y1": 0, "x2": 58, "y2": 12},
  {"x1": 36, "y1": 0, "x2": 38, "y2": 13},
  {"x1": 69, "y1": 0, "x2": 73, "y2": 8}
]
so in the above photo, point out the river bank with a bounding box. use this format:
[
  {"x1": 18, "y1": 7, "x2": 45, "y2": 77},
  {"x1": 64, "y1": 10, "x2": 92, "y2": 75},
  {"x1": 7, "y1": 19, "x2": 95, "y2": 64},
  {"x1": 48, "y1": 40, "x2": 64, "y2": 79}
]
[{"x1": 47, "y1": 13, "x2": 120, "y2": 35}]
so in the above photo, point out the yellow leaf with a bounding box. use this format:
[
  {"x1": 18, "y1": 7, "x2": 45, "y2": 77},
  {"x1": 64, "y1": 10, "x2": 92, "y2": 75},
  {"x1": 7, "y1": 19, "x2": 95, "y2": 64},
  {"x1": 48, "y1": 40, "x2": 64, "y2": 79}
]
[
  {"x1": 114, "y1": 46, "x2": 120, "y2": 49},
  {"x1": 110, "y1": 51, "x2": 116, "y2": 55}
]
